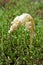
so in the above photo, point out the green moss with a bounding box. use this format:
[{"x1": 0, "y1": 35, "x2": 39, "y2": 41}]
[{"x1": 0, "y1": 0, "x2": 43, "y2": 65}]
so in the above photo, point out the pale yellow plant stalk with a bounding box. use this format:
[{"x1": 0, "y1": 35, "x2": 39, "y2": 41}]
[{"x1": 8, "y1": 13, "x2": 34, "y2": 48}]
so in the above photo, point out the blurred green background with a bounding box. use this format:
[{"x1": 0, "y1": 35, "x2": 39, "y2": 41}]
[{"x1": 0, "y1": 0, "x2": 43, "y2": 65}]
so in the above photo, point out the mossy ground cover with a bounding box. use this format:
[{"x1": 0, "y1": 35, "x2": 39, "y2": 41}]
[{"x1": 0, "y1": 0, "x2": 43, "y2": 65}]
